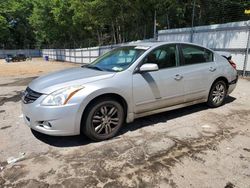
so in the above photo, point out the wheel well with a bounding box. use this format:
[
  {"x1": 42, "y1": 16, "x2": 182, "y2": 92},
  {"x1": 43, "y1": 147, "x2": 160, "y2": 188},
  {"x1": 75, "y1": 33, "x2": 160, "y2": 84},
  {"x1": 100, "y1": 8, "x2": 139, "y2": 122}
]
[
  {"x1": 212, "y1": 77, "x2": 229, "y2": 89},
  {"x1": 80, "y1": 93, "x2": 128, "y2": 132}
]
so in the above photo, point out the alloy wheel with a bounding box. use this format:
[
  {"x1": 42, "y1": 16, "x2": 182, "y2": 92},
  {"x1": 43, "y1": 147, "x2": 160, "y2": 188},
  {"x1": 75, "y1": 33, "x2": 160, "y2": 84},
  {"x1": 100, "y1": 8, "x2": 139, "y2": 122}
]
[
  {"x1": 92, "y1": 104, "x2": 120, "y2": 135},
  {"x1": 211, "y1": 83, "x2": 225, "y2": 105}
]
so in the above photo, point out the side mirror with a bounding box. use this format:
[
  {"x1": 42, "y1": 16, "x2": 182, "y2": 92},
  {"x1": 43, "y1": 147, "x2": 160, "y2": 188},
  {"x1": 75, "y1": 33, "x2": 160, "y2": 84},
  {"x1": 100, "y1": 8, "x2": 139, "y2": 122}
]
[{"x1": 139, "y1": 63, "x2": 159, "y2": 72}]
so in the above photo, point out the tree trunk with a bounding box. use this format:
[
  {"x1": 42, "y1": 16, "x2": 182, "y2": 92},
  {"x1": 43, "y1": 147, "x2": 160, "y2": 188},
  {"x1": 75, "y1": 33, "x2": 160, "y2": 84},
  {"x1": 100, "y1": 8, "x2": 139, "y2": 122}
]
[
  {"x1": 111, "y1": 21, "x2": 117, "y2": 44},
  {"x1": 97, "y1": 29, "x2": 101, "y2": 45}
]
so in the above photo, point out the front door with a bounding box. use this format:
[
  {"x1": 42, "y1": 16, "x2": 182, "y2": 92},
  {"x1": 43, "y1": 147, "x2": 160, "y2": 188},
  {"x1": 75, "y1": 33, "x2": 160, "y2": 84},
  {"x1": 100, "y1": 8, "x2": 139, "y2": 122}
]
[{"x1": 132, "y1": 44, "x2": 184, "y2": 114}]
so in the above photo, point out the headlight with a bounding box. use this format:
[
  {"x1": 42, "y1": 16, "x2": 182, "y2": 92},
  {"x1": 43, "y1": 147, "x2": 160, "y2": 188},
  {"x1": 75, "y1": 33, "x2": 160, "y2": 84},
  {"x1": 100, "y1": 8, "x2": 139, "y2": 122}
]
[{"x1": 41, "y1": 86, "x2": 84, "y2": 106}]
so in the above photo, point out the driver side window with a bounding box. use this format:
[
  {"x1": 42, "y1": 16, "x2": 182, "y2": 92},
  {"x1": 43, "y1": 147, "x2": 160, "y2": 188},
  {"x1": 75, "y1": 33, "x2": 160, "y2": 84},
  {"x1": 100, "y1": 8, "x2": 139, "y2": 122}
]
[{"x1": 143, "y1": 45, "x2": 178, "y2": 69}]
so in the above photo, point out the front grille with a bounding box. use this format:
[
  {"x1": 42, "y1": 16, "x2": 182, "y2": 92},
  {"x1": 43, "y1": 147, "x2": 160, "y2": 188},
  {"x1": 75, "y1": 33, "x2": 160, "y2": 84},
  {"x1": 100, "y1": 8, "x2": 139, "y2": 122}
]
[{"x1": 22, "y1": 87, "x2": 43, "y2": 104}]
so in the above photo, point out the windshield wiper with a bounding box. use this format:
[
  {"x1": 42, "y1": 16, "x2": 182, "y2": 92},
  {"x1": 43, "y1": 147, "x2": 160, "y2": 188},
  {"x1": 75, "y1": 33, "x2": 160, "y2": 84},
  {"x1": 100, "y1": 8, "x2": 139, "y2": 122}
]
[{"x1": 86, "y1": 65, "x2": 104, "y2": 71}]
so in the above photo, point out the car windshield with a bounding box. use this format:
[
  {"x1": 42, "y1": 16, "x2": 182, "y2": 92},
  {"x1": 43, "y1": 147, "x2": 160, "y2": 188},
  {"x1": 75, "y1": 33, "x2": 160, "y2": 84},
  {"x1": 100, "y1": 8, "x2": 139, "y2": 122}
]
[{"x1": 86, "y1": 46, "x2": 145, "y2": 72}]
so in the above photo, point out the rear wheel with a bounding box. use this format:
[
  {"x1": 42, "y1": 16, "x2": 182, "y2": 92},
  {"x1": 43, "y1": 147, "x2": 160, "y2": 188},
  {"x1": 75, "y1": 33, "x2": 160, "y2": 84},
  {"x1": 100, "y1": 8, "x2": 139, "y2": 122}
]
[
  {"x1": 207, "y1": 80, "x2": 227, "y2": 107},
  {"x1": 82, "y1": 98, "x2": 124, "y2": 141}
]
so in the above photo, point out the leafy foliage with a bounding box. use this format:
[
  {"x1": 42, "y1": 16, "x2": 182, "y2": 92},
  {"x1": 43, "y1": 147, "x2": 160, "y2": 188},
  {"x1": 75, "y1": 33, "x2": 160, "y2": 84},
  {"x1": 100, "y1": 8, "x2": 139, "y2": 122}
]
[{"x1": 0, "y1": 0, "x2": 249, "y2": 49}]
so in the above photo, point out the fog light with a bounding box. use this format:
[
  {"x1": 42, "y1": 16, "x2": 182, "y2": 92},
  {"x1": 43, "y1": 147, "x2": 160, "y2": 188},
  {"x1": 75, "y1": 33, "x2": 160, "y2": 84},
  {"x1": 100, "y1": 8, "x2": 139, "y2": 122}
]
[
  {"x1": 38, "y1": 121, "x2": 52, "y2": 129},
  {"x1": 43, "y1": 121, "x2": 52, "y2": 128}
]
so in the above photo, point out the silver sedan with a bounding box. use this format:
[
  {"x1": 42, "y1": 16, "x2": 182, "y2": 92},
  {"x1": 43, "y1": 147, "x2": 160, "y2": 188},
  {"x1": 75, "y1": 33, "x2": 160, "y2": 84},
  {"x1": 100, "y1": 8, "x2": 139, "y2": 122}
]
[{"x1": 21, "y1": 42, "x2": 238, "y2": 141}]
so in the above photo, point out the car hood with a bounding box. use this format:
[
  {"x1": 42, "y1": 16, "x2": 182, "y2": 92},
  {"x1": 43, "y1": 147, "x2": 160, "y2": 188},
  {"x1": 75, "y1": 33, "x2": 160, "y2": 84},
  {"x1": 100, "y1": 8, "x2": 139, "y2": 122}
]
[{"x1": 28, "y1": 67, "x2": 115, "y2": 94}]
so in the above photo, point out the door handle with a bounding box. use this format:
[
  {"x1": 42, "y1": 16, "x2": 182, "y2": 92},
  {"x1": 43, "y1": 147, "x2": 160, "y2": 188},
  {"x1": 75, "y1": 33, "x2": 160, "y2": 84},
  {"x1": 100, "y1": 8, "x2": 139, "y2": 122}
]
[
  {"x1": 209, "y1": 67, "x2": 216, "y2": 72},
  {"x1": 174, "y1": 74, "x2": 183, "y2": 81}
]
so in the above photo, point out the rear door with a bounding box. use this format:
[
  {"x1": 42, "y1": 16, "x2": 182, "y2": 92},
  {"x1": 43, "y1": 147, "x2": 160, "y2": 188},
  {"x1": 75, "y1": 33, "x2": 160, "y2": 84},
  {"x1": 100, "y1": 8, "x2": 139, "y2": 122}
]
[{"x1": 178, "y1": 44, "x2": 216, "y2": 102}]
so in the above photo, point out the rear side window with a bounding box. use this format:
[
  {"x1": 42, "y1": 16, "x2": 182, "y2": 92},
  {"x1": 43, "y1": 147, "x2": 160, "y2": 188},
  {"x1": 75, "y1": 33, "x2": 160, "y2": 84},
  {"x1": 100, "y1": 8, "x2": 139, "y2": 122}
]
[{"x1": 181, "y1": 44, "x2": 213, "y2": 65}]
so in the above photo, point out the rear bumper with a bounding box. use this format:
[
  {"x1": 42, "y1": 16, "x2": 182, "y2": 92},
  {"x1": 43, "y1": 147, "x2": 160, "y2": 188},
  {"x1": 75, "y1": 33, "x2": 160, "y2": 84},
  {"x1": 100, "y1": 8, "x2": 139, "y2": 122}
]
[
  {"x1": 229, "y1": 75, "x2": 238, "y2": 85},
  {"x1": 228, "y1": 75, "x2": 238, "y2": 95}
]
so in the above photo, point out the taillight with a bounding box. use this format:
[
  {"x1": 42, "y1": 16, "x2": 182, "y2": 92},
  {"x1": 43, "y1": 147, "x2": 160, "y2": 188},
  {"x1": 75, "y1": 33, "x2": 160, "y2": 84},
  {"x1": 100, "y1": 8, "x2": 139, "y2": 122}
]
[{"x1": 229, "y1": 60, "x2": 236, "y2": 70}]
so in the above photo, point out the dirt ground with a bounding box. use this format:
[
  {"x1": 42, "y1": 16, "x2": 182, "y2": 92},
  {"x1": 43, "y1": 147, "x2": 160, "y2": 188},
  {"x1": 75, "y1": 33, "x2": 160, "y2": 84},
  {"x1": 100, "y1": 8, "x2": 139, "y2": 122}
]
[
  {"x1": 0, "y1": 58, "x2": 78, "y2": 77},
  {"x1": 0, "y1": 58, "x2": 250, "y2": 188}
]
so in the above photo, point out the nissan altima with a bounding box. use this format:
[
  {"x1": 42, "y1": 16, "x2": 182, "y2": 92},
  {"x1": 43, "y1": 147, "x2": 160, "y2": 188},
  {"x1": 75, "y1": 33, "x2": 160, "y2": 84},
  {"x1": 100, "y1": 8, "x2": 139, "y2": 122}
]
[{"x1": 21, "y1": 42, "x2": 238, "y2": 141}]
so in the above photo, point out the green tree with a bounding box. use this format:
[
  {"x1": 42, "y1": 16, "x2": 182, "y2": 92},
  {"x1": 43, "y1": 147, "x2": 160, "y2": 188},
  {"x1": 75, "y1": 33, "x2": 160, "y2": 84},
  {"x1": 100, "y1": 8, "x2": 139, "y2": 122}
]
[
  {"x1": 0, "y1": 0, "x2": 35, "y2": 49},
  {"x1": 0, "y1": 15, "x2": 9, "y2": 47},
  {"x1": 1, "y1": 0, "x2": 250, "y2": 49}
]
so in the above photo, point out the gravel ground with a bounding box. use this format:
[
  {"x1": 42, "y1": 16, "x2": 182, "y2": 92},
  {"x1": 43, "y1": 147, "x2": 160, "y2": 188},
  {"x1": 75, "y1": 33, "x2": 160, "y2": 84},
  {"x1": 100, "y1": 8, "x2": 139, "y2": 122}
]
[{"x1": 0, "y1": 59, "x2": 250, "y2": 188}]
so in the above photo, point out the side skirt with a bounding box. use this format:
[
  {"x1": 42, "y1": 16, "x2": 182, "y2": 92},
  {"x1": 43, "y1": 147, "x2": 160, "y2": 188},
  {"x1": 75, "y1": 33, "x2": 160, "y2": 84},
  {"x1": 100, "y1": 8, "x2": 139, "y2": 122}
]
[{"x1": 134, "y1": 99, "x2": 207, "y2": 119}]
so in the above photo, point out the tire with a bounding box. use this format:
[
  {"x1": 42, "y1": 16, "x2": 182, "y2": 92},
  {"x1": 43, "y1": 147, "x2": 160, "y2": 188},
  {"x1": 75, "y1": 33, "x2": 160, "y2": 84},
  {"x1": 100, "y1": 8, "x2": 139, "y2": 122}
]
[
  {"x1": 207, "y1": 80, "x2": 227, "y2": 108},
  {"x1": 82, "y1": 98, "x2": 125, "y2": 141}
]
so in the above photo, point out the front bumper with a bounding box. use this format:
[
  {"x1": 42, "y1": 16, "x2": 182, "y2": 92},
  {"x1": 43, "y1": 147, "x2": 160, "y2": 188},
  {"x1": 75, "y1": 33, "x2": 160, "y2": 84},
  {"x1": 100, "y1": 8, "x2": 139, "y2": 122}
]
[{"x1": 21, "y1": 95, "x2": 81, "y2": 136}]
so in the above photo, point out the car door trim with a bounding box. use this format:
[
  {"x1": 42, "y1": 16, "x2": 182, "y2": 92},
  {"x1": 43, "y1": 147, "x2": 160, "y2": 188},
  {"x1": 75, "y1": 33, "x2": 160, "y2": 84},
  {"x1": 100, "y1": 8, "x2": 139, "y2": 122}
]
[
  {"x1": 134, "y1": 98, "x2": 207, "y2": 118},
  {"x1": 135, "y1": 92, "x2": 188, "y2": 114}
]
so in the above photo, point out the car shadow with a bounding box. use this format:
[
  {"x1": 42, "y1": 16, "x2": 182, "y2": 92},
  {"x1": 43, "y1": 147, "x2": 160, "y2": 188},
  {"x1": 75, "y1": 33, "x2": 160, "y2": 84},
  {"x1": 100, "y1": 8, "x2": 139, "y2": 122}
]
[
  {"x1": 120, "y1": 96, "x2": 236, "y2": 134},
  {"x1": 31, "y1": 129, "x2": 92, "y2": 147},
  {"x1": 32, "y1": 96, "x2": 236, "y2": 147}
]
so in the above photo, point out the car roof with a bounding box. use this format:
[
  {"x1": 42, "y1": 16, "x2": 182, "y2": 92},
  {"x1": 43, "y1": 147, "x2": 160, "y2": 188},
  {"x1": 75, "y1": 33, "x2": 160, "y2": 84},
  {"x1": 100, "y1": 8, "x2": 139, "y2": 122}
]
[
  {"x1": 125, "y1": 41, "x2": 213, "y2": 51},
  {"x1": 126, "y1": 41, "x2": 172, "y2": 47}
]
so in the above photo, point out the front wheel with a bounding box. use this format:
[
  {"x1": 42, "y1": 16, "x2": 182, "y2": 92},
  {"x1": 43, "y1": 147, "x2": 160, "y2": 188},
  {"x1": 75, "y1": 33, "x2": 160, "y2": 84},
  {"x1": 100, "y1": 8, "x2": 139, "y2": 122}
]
[
  {"x1": 82, "y1": 98, "x2": 124, "y2": 141},
  {"x1": 207, "y1": 80, "x2": 227, "y2": 108}
]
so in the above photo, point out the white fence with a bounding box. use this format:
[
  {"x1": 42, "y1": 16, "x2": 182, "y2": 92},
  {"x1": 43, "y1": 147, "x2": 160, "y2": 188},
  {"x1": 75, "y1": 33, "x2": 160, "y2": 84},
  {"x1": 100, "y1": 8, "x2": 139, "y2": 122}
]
[
  {"x1": 0, "y1": 49, "x2": 41, "y2": 58},
  {"x1": 158, "y1": 20, "x2": 250, "y2": 74},
  {"x1": 42, "y1": 45, "x2": 122, "y2": 64}
]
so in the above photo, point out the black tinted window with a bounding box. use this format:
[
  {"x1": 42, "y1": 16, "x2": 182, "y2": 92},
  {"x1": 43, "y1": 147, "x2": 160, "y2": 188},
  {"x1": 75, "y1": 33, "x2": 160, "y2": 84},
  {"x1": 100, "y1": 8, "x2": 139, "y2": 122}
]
[
  {"x1": 143, "y1": 45, "x2": 178, "y2": 69},
  {"x1": 181, "y1": 45, "x2": 213, "y2": 65}
]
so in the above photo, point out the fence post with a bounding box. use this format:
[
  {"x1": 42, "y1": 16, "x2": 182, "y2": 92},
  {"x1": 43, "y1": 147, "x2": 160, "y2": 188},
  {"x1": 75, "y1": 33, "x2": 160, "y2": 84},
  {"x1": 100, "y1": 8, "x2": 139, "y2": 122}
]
[
  {"x1": 243, "y1": 25, "x2": 250, "y2": 77},
  {"x1": 154, "y1": 10, "x2": 157, "y2": 40},
  {"x1": 98, "y1": 46, "x2": 101, "y2": 57},
  {"x1": 81, "y1": 49, "x2": 83, "y2": 64},
  {"x1": 74, "y1": 49, "x2": 76, "y2": 63},
  {"x1": 89, "y1": 48, "x2": 91, "y2": 63},
  {"x1": 190, "y1": 0, "x2": 196, "y2": 43},
  {"x1": 69, "y1": 49, "x2": 71, "y2": 62},
  {"x1": 190, "y1": 29, "x2": 194, "y2": 43}
]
